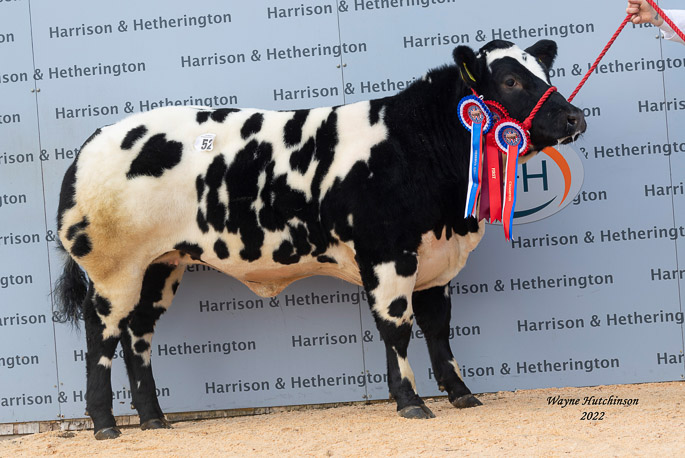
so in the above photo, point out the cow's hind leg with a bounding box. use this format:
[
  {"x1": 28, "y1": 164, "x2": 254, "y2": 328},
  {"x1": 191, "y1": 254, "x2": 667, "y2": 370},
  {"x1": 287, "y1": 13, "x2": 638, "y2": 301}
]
[
  {"x1": 83, "y1": 282, "x2": 141, "y2": 440},
  {"x1": 413, "y1": 285, "x2": 481, "y2": 408},
  {"x1": 120, "y1": 263, "x2": 185, "y2": 430},
  {"x1": 360, "y1": 255, "x2": 435, "y2": 419}
]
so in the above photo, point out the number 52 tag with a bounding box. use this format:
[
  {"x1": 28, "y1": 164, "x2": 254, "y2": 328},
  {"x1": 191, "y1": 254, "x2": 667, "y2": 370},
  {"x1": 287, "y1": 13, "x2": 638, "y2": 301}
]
[{"x1": 194, "y1": 133, "x2": 216, "y2": 152}]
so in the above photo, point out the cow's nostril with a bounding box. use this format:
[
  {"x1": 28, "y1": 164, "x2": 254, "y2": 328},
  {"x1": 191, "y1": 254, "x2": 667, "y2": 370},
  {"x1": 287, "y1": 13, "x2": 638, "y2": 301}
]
[{"x1": 567, "y1": 115, "x2": 577, "y2": 127}]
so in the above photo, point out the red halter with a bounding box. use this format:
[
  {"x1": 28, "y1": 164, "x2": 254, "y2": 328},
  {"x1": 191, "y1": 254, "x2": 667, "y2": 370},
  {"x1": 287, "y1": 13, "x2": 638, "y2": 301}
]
[
  {"x1": 522, "y1": 86, "x2": 557, "y2": 132},
  {"x1": 470, "y1": 85, "x2": 558, "y2": 134}
]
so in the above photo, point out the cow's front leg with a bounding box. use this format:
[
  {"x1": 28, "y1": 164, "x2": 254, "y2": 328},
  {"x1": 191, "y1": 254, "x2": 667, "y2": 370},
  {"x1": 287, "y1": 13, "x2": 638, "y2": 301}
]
[
  {"x1": 359, "y1": 254, "x2": 435, "y2": 419},
  {"x1": 413, "y1": 285, "x2": 482, "y2": 408}
]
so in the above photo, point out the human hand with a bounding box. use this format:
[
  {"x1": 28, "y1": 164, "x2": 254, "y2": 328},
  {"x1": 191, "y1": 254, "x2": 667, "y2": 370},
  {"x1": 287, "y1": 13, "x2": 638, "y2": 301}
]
[{"x1": 626, "y1": 0, "x2": 664, "y2": 26}]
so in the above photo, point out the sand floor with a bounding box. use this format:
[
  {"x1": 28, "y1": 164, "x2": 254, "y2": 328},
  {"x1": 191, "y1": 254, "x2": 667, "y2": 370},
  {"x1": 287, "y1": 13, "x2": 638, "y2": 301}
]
[{"x1": 1, "y1": 381, "x2": 683, "y2": 457}]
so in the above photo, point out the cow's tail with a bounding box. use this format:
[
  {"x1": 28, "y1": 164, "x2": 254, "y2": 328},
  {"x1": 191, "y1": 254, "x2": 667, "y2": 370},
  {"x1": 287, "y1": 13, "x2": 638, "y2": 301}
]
[{"x1": 53, "y1": 239, "x2": 88, "y2": 327}]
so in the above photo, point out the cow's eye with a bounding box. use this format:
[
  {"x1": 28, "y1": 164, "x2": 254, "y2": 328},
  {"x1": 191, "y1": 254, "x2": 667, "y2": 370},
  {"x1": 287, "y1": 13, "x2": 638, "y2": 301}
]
[{"x1": 505, "y1": 78, "x2": 517, "y2": 88}]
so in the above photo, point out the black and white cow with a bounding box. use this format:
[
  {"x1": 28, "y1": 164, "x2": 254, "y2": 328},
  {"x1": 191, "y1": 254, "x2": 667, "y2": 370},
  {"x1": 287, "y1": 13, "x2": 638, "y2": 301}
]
[{"x1": 55, "y1": 39, "x2": 585, "y2": 439}]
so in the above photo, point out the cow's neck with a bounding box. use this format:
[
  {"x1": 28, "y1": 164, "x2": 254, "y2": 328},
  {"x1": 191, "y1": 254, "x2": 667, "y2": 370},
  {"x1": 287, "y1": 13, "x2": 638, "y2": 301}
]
[
  {"x1": 383, "y1": 66, "x2": 481, "y2": 238},
  {"x1": 391, "y1": 65, "x2": 472, "y2": 166}
]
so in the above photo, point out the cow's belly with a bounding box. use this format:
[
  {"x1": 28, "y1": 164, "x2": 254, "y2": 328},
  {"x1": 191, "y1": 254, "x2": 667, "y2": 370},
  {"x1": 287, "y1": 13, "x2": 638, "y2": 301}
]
[
  {"x1": 232, "y1": 242, "x2": 364, "y2": 297},
  {"x1": 414, "y1": 221, "x2": 485, "y2": 291},
  {"x1": 171, "y1": 222, "x2": 485, "y2": 298},
  {"x1": 173, "y1": 241, "x2": 364, "y2": 298}
]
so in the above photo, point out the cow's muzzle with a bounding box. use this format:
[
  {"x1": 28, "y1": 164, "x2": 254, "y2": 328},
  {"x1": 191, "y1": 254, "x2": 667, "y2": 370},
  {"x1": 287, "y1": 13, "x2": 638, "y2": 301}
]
[{"x1": 558, "y1": 107, "x2": 586, "y2": 145}]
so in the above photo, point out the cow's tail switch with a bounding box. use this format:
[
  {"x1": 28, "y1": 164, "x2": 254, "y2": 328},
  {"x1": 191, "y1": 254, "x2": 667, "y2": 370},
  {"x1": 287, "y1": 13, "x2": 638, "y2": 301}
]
[{"x1": 53, "y1": 239, "x2": 89, "y2": 327}]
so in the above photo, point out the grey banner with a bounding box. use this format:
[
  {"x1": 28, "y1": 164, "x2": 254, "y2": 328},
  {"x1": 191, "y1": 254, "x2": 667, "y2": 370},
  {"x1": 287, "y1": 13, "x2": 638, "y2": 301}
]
[{"x1": 1, "y1": 0, "x2": 683, "y2": 425}]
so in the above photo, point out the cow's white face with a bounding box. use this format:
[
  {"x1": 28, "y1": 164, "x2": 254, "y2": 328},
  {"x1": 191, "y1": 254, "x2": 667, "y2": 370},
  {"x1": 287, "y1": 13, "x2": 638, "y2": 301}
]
[{"x1": 484, "y1": 45, "x2": 549, "y2": 85}]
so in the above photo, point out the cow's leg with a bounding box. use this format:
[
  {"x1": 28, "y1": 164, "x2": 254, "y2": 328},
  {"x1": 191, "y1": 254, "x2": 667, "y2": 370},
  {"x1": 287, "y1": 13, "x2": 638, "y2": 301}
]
[
  {"x1": 413, "y1": 285, "x2": 482, "y2": 408},
  {"x1": 119, "y1": 263, "x2": 185, "y2": 430},
  {"x1": 83, "y1": 280, "x2": 142, "y2": 440},
  {"x1": 359, "y1": 255, "x2": 434, "y2": 419}
]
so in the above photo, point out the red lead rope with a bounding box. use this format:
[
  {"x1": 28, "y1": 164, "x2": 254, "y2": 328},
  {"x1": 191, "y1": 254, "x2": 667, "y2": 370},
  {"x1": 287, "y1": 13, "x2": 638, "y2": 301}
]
[{"x1": 568, "y1": 0, "x2": 685, "y2": 103}]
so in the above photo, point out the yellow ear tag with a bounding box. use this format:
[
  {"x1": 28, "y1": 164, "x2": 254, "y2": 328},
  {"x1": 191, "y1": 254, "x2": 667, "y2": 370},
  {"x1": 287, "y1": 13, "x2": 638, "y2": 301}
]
[{"x1": 462, "y1": 63, "x2": 476, "y2": 82}]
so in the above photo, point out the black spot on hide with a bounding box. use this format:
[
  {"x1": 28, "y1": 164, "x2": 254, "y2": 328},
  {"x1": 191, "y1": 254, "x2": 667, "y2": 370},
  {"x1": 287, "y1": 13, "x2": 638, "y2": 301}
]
[
  {"x1": 311, "y1": 110, "x2": 338, "y2": 190},
  {"x1": 273, "y1": 241, "x2": 300, "y2": 265},
  {"x1": 211, "y1": 108, "x2": 239, "y2": 123},
  {"x1": 139, "y1": 263, "x2": 175, "y2": 305},
  {"x1": 94, "y1": 295, "x2": 111, "y2": 316},
  {"x1": 196, "y1": 210, "x2": 209, "y2": 233},
  {"x1": 388, "y1": 297, "x2": 408, "y2": 318},
  {"x1": 133, "y1": 340, "x2": 150, "y2": 354},
  {"x1": 120, "y1": 125, "x2": 148, "y2": 150},
  {"x1": 205, "y1": 155, "x2": 226, "y2": 188},
  {"x1": 196, "y1": 175, "x2": 205, "y2": 202},
  {"x1": 283, "y1": 110, "x2": 309, "y2": 147},
  {"x1": 126, "y1": 264, "x2": 175, "y2": 339},
  {"x1": 204, "y1": 155, "x2": 228, "y2": 232},
  {"x1": 317, "y1": 255, "x2": 337, "y2": 264},
  {"x1": 257, "y1": 171, "x2": 307, "y2": 232},
  {"x1": 289, "y1": 138, "x2": 315, "y2": 174},
  {"x1": 241, "y1": 113, "x2": 264, "y2": 139},
  {"x1": 369, "y1": 99, "x2": 384, "y2": 125},
  {"x1": 174, "y1": 242, "x2": 203, "y2": 261},
  {"x1": 126, "y1": 134, "x2": 183, "y2": 179},
  {"x1": 66, "y1": 217, "x2": 89, "y2": 241},
  {"x1": 57, "y1": 162, "x2": 78, "y2": 231},
  {"x1": 196, "y1": 111, "x2": 211, "y2": 124},
  {"x1": 224, "y1": 140, "x2": 273, "y2": 262},
  {"x1": 358, "y1": 263, "x2": 379, "y2": 306},
  {"x1": 290, "y1": 224, "x2": 312, "y2": 257},
  {"x1": 214, "y1": 239, "x2": 229, "y2": 259},
  {"x1": 71, "y1": 233, "x2": 92, "y2": 257}
]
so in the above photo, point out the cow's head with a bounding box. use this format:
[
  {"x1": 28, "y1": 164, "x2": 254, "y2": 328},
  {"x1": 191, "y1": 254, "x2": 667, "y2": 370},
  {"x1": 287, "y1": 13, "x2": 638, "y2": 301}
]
[{"x1": 454, "y1": 39, "x2": 586, "y2": 156}]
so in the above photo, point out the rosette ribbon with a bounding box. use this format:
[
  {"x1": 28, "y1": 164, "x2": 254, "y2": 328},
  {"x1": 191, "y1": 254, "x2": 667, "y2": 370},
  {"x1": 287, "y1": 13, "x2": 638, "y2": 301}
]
[
  {"x1": 458, "y1": 96, "x2": 492, "y2": 218},
  {"x1": 494, "y1": 120, "x2": 529, "y2": 241},
  {"x1": 480, "y1": 102, "x2": 509, "y2": 223}
]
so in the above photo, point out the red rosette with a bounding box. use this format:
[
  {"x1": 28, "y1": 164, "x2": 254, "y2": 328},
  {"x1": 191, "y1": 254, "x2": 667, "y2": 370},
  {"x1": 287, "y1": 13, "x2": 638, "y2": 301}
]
[
  {"x1": 494, "y1": 119, "x2": 530, "y2": 157},
  {"x1": 484, "y1": 101, "x2": 509, "y2": 126},
  {"x1": 458, "y1": 95, "x2": 492, "y2": 133}
]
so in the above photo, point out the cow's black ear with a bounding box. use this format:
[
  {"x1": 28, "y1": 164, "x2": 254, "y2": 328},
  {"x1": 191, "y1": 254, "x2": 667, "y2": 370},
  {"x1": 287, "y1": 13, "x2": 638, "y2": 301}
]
[
  {"x1": 525, "y1": 40, "x2": 557, "y2": 69},
  {"x1": 453, "y1": 46, "x2": 479, "y2": 88}
]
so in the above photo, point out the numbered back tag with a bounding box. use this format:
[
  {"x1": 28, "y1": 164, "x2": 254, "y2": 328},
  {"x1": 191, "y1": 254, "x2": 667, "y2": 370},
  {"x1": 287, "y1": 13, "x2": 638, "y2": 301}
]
[{"x1": 194, "y1": 133, "x2": 216, "y2": 152}]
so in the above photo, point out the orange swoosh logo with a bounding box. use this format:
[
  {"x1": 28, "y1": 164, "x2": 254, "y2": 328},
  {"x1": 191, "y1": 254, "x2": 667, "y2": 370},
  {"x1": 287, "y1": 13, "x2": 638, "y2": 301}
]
[{"x1": 542, "y1": 146, "x2": 571, "y2": 205}]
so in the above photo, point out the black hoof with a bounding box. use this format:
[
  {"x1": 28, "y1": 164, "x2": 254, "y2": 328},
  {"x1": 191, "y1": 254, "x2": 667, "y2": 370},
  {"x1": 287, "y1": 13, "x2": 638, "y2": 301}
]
[
  {"x1": 451, "y1": 394, "x2": 483, "y2": 408},
  {"x1": 141, "y1": 418, "x2": 172, "y2": 430},
  {"x1": 94, "y1": 427, "x2": 121, "y2": 440},
  {"x1": 398, "y1": 404, "x2": 436, "y2": 419}
]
